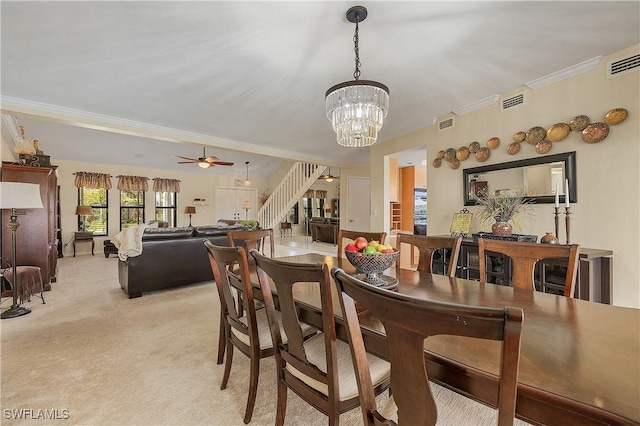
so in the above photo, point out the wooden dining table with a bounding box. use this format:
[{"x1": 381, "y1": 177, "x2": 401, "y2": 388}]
[{"x1": 271, "y1": 253, "x2": 639, "y2": 426}]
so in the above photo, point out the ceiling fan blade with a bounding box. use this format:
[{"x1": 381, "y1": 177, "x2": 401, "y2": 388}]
[
  {"x1": 178, "y1": 161, "x2": 197, "y2": 164},
  {"x1": 211, "y1": 161, "x2": 234, "y2": 166},
  {"x1": 177, "y1": 155, "x2": 199, "y2": 162}
]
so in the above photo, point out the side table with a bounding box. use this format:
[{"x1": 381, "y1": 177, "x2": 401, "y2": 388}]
[{"x1": 73, "y1": 231, "x2": 95, "y2": 257}]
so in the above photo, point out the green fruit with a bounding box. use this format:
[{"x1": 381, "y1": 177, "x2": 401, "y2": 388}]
[{"x1": 364, "y1": 246, "x2": 377, "y2": 254}]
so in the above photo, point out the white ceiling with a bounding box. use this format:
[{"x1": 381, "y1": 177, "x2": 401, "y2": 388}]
[{"x1": 1, "y1": 1, "x2": 638, "y2": 177}]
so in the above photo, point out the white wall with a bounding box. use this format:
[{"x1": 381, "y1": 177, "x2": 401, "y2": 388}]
[{"x1": 371, "y1": 44, "x2": 640, "y2": 308}]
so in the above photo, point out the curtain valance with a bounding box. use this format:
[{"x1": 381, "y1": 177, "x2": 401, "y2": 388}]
[
  {"x1": 315, "y1": 190, "x2": 327, "y2": 199},
  {"x1": 304, "y1": 189, "x2": 314, "y2": 198},
  {"x1": 153, "y1": 178, "x2": 181, "y2": 193},
  {"x1": 74, "y1": 172, "x2": 112, "y2": 189},
  {"x1": 117, "y1": 175, "x2": 149, "y2": 191}
]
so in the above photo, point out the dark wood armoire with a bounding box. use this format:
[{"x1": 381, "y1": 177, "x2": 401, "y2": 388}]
[{"x1": 1, "y1": 162, "x2": 59, "y2": 290}]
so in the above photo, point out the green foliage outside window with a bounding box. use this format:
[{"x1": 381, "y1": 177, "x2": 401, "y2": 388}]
[{"x1": 79, "y1": 188, "x2": 108, "y2": 236}]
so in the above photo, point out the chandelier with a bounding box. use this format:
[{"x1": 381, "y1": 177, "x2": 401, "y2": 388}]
[{"x1": 326, "y1": 6, "x2": 389, "y2": 148}]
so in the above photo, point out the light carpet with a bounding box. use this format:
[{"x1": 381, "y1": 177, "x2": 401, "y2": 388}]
[{"x1": 1, "y1": 248, "x2": 530, "y2": 425}]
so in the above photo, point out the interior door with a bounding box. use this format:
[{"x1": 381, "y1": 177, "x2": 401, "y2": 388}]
[{"x1": 346, "y1": 177, "x2": 371, "y2": 232}]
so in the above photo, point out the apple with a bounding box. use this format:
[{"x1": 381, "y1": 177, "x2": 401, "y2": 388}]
[
  {"x1": 345, "y1": 244, "x2": 359, "y2": 252},
  {"x1": 354, "y1": 237, "x2": 368, "y2": 251},
  {"x1": 382, "y1": 248, "x2": 395, "y2": 254},
  {"x1": 364, "y1": 246, "x2": 378, "y2": 254}
]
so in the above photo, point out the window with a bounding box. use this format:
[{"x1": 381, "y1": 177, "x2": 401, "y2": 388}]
[
  {"x1": 155, "y1": 191, "x2": 177, "y2": 227},
  {"x1": 120, "y1": 190, "x2": 145, "y2": 230},
  {"x1": 78, "y1": 187, "x2": 108, "y2": 236}
]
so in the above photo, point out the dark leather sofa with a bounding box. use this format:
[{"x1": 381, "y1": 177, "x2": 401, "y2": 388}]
[{"x1": 117, "y1": 225, "x2": 240, "y2": 298}]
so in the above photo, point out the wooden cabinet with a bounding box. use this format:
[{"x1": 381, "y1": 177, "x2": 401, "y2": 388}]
[
  {"x1": 1, "y1": 162, "x2": 58, "y2": 289},
  {"x1": 431, "y1": 238, "x2": 612, "y2": 304}
]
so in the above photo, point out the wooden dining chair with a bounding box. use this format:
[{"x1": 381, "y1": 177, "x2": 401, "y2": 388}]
[
  {"x1": 396, "y1": 234, "x2": 462, "y2": 277},
  {"x1": 204, "y1": 241, "x2": 280, "y2": 424},
  {"x1": 250, "y1": 250, "x2": 391, "y2": 426},
  {"x1": 478, "y1": 239, "x2": 580, "y2": 298},
  {"x1": 331, "y1": 268, "x2": 524, "y2": 426},
  {"x1": 227, "y1": 228, "x2": 275, "y2": 260},
  {"x1": 337, "y1": 229, "x2": 387, "y2": 258}
]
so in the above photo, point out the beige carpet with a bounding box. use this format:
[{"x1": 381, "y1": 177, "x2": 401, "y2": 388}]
[{"x1": 1, "y1": 249, "x2": 530, "y2": 426}]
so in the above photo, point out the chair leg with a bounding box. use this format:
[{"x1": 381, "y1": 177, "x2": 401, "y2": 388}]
[
  {"x1": 217, "y1": 312, "x2": 226, "y2": 365},
  {"x1": 221, "y1": 342, "x2": 234, "y2": 390},
  {"x1": 243, "y1": 354, "x2": 260, "y2": 424},
  {"x1": 275, "y1": 379, "x2": 287, "y2": 426}
]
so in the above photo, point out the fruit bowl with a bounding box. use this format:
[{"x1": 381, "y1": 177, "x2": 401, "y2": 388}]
[{"x1": 345, "y1": 249, "x2": 399, "y2": 288}]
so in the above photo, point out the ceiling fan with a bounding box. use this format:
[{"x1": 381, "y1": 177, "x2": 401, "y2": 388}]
[
  {"x1": 177, "y1": 147, "x2": 234, "y2": 169},
  {"x1": 318, "y1": 167, "x2": 339, "y2": 182}
]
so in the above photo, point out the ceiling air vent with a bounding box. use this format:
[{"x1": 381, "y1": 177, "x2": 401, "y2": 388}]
[
  {"x1": 501, "y1": 93, "x2": 526, "y2": 111},
  {"x1": 438, "y1": 117, "x2": 454, "y2": 132},
  {"x1": 607, "y1": 53, "x2": 640, "y2": 79}
]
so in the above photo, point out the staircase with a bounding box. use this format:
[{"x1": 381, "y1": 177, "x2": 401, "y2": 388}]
[{"x1": 257, "y1": 162, "x2": 325, "y2": 230}]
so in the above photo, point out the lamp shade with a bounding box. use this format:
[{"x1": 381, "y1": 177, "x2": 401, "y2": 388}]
[
  {"x1": 0, "y1": 182, "x2": 43, "y2": 209},
  {"x1": 76, "y1": 205, "x2": 93, "y2": 216},
  {"x1": 185, "y1": 206, "x2": 196, "y2": 214},
  {"x1": 242, "y1": 201, "x2": 251, "y2": 209}
]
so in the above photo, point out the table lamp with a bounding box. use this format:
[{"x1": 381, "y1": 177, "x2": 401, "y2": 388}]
[
  {"x1": 76, "y1": 205, "x2": 93, "y2": 232},
  {"x1": 0, "y1": 182, "x2": 43, "y2": 319},
  {"x1": 185, "y1": 206, "x2": 196, "y2": 226},
  {"x1": 242, "y1": 201, "x2": 251, "y2": 220}
]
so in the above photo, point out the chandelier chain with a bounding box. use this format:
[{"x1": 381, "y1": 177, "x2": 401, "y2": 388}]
[{"x1": 353, "y1": 19, "x2": 361, "y2": 80}]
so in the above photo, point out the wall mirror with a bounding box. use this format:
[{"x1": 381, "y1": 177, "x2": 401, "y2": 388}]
[{"x1": 463, "y1": 151, "x2": 577, "y2": 206}]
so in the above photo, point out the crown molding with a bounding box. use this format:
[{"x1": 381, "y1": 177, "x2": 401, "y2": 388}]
[
  {"x1": 525, "y1": 56, "x2": 602, "y2": 89},
  {"x1": 452, "y1": 94, "x2": 499, "y2": 116},
  {"x1": 0, "y1": 96, "x2": 336, "y2": 166},
  {"x1": 1, "y1": 114, "x2": 22, "y2": 144}
]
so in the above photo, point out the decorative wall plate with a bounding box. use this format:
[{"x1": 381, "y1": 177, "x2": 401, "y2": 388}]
[
  {"x1": 436, "y1": 150, "x2": 446, "y2": 159},
  {"x1": 547, "y1": 123, "x2": 571, "y2": 142},
  {"x1": 525, "y1": 126, "x2": 546, "y2": 144},
  {"x1": 535, "y1": 140, "x2": 553, "y2": 154},
  {"x1": 456, "y1": 146, "x2": 470, "y2": 161},
  {"x1": 581, "y1": 122, "x2": 610, "y2": 143},
  {"x1": 450, "y1": 158, "x2": 460, "y2": 169},
  {"x1": 507, "y1": 142, "x2": 521, "y2": 155},
  {"x1": 513, "y1": 131, "x2": 526, "y2": 143},
  {"x1": 570, "y1": 115, "x2": 590, "y2": 131},
  {"x1": 604, "y1": 108, "x2": 628, "y2": 126},
  {"x1": 432, "y1": 158, "x2": 442, "y2": 168},
  {"x1": 444, "y1": 148, "x2": 457, "y2": 162},
  {"x1": 469, "y1": 141, "x2": 481, "y2": 153},
  {"x1": 475, "y1": 147, "x2": 490, "y2": 162},
  {"x1": 488, "y1": 137, "x2": 500, "y2": 149}
]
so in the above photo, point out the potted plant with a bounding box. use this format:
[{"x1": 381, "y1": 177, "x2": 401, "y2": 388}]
[
  {"x1": 240, "y1": 220, "x2": 258, "y2": 231},
  {"x1": 473, "y1": 189, "x2": 532, "y2": 236}
]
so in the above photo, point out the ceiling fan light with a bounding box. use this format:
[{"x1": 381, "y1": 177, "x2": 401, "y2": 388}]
[
  {"x1": 325, "y1": 177, "x2": 334, "y2": 183},
  {"x1": 198, "y1": 161, "x2": 211, "y2": 169}
]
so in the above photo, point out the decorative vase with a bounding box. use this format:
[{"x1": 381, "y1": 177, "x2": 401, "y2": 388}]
[
  {"x1": 540, "y1": 232, "x2": 559, "y2": 244},
  {"x1": 492, "y1": 221, "x2": 513, "y2": 236}
]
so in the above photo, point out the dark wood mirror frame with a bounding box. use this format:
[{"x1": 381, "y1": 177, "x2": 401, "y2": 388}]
[{"x1": 463, "y1": 151, "x2": 577, "y2": 206}]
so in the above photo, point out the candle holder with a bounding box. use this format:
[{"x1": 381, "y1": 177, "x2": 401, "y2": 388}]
[
  {"x1": 554, "y1": 207, "x2": 560, "y2": 242},
  {"x1": 564, "y1": 207, "x2": 571, "y2": 245}
]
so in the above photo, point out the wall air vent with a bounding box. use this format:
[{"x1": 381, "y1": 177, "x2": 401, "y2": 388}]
[
  {"x1": 438, "y1": 117, "x2": 454, "y2": 132},
  {"x1": 607, "y1": 53, "x2": 640, "y2": 79},
  {"x1": 501, "y1": 93, "x2": 526, "y2": 111}
]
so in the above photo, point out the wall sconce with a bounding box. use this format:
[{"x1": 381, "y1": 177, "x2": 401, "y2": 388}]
[
  {"x1": 185, "y1": 206, "x2": 196, "y2": 226},
  {"x1": 193, "y1": 198, "x2": 207, "y2": 206}
]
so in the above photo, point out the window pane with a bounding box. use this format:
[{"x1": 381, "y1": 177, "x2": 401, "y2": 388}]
[
  {"x1": 79, "y1": 187, "x2": 108, "y2": 236},
  {"x1": 155, "y1": 192, "x2": 177, "y2": 227},
  {"x1": 120, "y1": 190, "x2": 145, "y2": 230}
]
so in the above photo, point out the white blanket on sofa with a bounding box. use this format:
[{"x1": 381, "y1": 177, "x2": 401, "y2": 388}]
[{"x1": 112, "y1": 224, "x2": 149, "y2": 261}]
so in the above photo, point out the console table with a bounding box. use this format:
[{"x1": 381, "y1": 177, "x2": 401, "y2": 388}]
[
  {"x1": 73, "y1": 231, "x2": 95, "y2": 257},
  {"x1": 432, "y1": 239, "x2": 613, "y2": 304}
]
